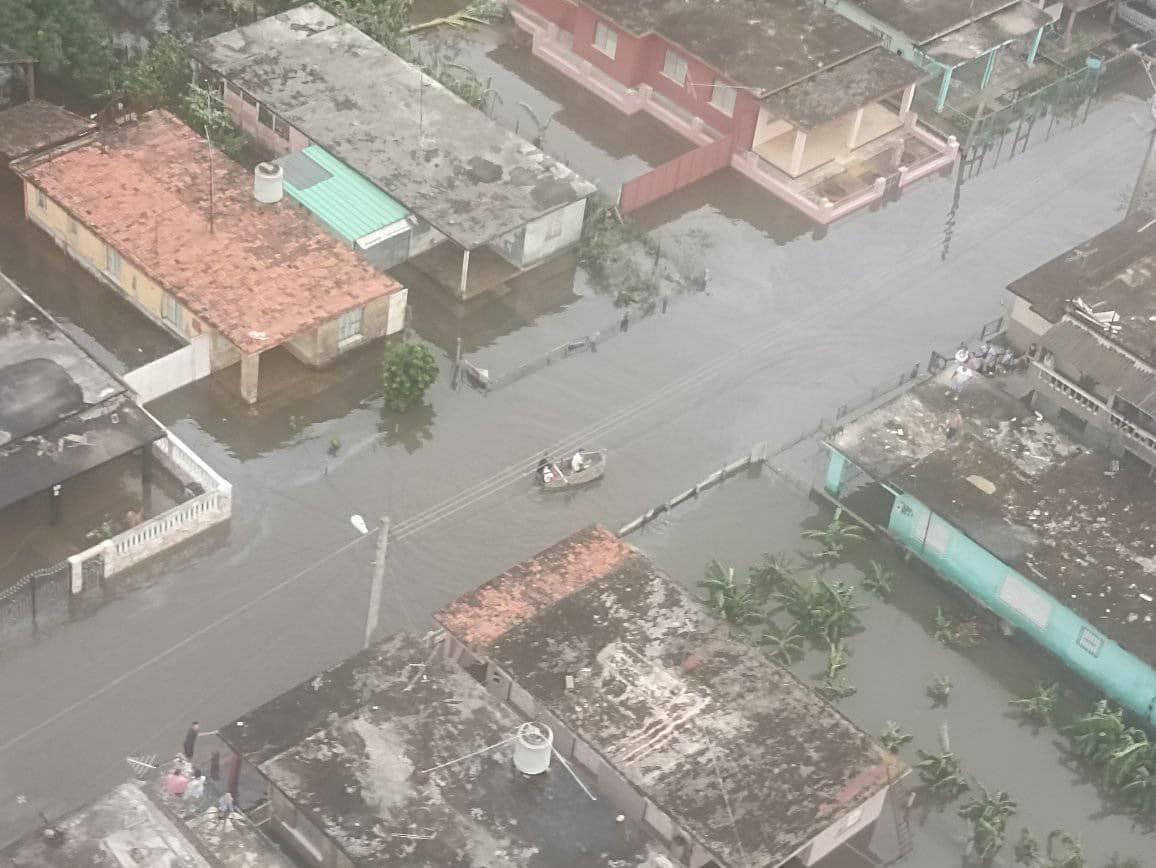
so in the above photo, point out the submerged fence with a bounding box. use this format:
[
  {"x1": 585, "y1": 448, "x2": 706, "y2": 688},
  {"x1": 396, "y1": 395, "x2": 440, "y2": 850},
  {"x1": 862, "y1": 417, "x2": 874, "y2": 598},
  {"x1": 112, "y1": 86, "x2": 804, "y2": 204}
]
[{"x1": 0, "y1": 561, "x2": 71, "y2": 646}]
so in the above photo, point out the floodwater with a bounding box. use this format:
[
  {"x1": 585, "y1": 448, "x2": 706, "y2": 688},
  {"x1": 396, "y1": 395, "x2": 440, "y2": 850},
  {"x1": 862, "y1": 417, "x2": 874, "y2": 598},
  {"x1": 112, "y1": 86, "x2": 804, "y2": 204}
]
[
  {"x1": 635, "y1": 469, "x2": 1154, "y2": 866},
  {"x1": 1, "y1": 9, "x2": 1156, "y2": 853}
]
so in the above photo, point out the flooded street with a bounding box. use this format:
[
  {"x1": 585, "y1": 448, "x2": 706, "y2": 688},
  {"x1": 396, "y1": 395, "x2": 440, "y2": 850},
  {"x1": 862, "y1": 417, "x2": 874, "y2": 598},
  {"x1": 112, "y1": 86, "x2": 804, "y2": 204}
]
[{"x1": 1, "y1": 10, "x2": 1155, "y2": 856}]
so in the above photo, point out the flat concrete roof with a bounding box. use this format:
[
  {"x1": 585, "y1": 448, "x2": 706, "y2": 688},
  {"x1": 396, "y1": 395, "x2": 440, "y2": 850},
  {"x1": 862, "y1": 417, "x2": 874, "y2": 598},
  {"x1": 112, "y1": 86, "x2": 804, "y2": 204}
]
[
  {"x1": 1040, "y1": 318, "x2": 1156, "y2": 414},
  {"x1": 1008, "y1": 216, "x2": 1156, "y2": 364},
  {"x1": 0, "y1": 271, "x2": 162, "y2": 511},
  {"x1": 850, "y1": 0, "x2": 1020, "y2": 44},
  {"x1": 761, "y1": 49, "x2": 924, "y2": 130},
  {"x1": 437, "y1": 527, "x2": 894, "y2": 868},
  {"x1": 221, "y1": 632, "x2": 666, "y2": 868},
  {"x1": 3, "y1": 784, "x2": 211, "y2": 868},
  {"x1": 830, "y1": 370, "x2": 1156, "y2": 666},
  {"x1": 0, "y1": 100, "x2": 94, "y2": 161},
  {"x1": 585, "y1": 0, "x2": 880, "y2": 95},
  {"x1": 2, "y1": 777, "x2": 291, "y2": 868},
  {"x1": 14, "y1": 111, "x2": 402, "y2": 355},
  {"x1": 193, "y1": 5, "x2": 595, "y2": 250},
  {"x1": 924, "y1": 2, "x2": 1054, "y2": 66}
]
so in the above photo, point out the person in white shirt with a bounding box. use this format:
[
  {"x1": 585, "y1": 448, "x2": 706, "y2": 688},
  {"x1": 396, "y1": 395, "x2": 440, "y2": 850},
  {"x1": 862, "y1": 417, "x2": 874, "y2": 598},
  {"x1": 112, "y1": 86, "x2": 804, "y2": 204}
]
[
  {"x1": 571, "y1": 451, "x2": 585, "y2": 473},
  {"x1": 183, "y1": 770, "x2": 205, "y2": 803}
]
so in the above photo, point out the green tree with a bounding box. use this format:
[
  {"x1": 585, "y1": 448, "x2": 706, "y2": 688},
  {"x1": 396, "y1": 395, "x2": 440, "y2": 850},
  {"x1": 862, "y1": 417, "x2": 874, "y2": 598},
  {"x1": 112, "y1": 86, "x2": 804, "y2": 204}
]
[
  {"x1": 179, "y1": 83, "x2": 249, "y2": 161},
  {"x1": 117, "y1": 34, "x2": 190, "y2": 113},
  {"x1": 0, "y1": 0, "x2": 115, "y2": 94},
  {"x1": 323, "y1": 0, "x2": 414, "y2": 53},
  {"x1": 382, "y1": 341, "x2": 439, "y2": 412}
]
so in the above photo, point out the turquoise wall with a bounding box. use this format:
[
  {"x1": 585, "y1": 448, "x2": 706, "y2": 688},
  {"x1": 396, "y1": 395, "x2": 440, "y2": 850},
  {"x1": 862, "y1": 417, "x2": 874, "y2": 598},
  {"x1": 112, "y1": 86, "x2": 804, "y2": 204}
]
[{"x1": 825, "y1": 447, "x2": 1156, "y2": 725}]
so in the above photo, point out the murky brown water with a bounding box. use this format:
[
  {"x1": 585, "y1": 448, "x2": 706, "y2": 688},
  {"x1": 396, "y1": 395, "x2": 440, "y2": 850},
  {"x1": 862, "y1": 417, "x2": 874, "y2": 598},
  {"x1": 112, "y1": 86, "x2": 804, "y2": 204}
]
[{"x1": 2, "y1": 6, "x2": 1156, "y2": 852}]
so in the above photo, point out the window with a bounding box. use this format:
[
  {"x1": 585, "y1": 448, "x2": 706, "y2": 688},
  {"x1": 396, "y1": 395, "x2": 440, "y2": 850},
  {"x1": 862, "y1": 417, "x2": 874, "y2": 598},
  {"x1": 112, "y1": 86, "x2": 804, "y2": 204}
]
[
  {"x1": 662, "y1": 49, "x2": 688, "y2": 85},
  {"x1": 227, "y1": 81, "x2": 242, "y2": 96},
  {"x1": 257, "y1": 104, "x2": 274, "y2": 129},
  {"x1": 68, "y1": 218, "x2": 78, "y2": 238},
  {"x1": 273, "y1": 116, "x2": 291, "y2": 141},
  {"x1": 105, "y1": 245, "x2": 122, "y2": 280},
  {"x1": 35, "y1": 187, "x2": 47, "y2": 210},
  {"x1": 242, "y1": 89, "x2": 258, "y2": 107},
  {"x1": 593, "y1": 21, "x2": 617, "y2": 58},
  {"x1": 1077, "y1": 626, "x2": 1104, "y2": 657},
  {"x1": 338, "y1": 306, "x2": 364, "y2": 343},
  {"x1": 709, "y1": 80, "x2": 736, "y2": 115},
  {"x1": 161, "y1": 292, "x2": 183, "y2": 328}
]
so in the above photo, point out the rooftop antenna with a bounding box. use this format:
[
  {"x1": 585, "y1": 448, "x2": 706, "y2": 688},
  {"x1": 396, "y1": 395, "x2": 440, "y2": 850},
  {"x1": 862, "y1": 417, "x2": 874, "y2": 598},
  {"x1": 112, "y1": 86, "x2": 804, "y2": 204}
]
[
  {"x1": 203, "y1": 87, "x2": 216, "y2": 234},
  {"x1": 418, "y1": 66, "x2": 425, "y2": 145}
]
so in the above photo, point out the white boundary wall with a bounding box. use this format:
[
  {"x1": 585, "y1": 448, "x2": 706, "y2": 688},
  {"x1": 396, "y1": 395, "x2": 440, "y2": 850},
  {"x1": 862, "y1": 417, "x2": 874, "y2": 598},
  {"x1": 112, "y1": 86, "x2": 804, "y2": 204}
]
[
  {"x1": 123, "y1": 334, "x2": 212, "y2": 403},
  {"x1": 68, "y1": 421, "x2": 232, "y2": 591}
]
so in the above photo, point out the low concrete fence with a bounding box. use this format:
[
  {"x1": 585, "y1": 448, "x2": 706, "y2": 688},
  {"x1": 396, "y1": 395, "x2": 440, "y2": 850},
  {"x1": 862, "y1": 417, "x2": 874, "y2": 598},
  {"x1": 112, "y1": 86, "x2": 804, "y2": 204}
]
[
  {"x1": 68, "y1": 425, "x2": 232, "y2": 592},
  {"x1": 123, "y1": 334, "x2": 212, "y2": 403},
  {"x1": 617, "y1": 442, "x2": 769, "y2": 536}
]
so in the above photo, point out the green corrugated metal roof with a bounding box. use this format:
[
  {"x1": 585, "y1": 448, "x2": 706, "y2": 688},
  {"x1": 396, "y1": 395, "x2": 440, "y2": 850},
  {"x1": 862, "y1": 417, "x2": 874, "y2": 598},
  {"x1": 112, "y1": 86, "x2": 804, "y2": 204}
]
[{"x1": 282, "y1": 145, "x2": 409, "y2": 243}]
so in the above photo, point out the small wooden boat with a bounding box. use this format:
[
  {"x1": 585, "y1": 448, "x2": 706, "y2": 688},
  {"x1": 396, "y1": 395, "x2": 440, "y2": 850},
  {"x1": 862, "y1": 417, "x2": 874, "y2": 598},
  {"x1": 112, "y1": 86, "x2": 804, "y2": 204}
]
[{"x1": 537, "y1": 450, "x2": 607, "y2": 490}]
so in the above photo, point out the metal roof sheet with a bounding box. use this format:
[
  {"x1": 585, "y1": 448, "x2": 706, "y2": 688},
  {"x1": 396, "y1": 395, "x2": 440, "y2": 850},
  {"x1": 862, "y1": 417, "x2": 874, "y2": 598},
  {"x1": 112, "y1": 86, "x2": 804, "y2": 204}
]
[{"x1": 278, "y1": 145, "x2": 409, "y2": 245}]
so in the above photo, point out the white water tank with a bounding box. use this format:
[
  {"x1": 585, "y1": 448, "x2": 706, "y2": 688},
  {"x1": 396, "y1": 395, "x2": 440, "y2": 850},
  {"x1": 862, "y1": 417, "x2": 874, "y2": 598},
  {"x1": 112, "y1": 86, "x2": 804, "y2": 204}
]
[
  {"x1": 253, "y1": 162, "x2": 284, "y2": 204},
  {"x1": 513, "y1": 722, "x2": 553, "y2": 775}
]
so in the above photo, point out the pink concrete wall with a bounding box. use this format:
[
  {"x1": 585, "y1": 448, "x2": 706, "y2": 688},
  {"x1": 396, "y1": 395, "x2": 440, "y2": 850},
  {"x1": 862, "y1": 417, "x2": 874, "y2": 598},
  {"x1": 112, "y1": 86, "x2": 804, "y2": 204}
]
[
  {"x1": 570, "y1": 6, "x2": 647, "y2": 86},
  {"x1": 520, "y1": 0, "x2": 578, "y2": 30}
]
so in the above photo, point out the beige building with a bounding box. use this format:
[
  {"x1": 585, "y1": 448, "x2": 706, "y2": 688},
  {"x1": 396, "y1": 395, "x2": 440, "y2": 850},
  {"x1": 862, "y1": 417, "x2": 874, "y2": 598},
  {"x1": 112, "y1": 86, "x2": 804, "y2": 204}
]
[{"x1": 14, "y1": 111, "x2": 407, "y2": 403}]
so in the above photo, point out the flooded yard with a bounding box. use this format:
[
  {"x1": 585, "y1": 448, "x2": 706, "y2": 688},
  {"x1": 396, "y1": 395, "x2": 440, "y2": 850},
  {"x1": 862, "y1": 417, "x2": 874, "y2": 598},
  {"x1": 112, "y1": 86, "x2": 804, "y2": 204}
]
[{"x1": 635, "y1": 468, "x2": 1153, "y2": 867}]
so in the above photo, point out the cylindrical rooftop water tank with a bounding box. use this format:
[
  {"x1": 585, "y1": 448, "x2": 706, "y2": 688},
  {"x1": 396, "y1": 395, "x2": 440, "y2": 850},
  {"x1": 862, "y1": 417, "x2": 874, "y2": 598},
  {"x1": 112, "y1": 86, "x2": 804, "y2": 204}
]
[
  {"x1": 513, "y1": 722, "x2": 553, "y2": 775},
  {"x1": 253, "y1": 162, "x2": 284, "y2": 204}
]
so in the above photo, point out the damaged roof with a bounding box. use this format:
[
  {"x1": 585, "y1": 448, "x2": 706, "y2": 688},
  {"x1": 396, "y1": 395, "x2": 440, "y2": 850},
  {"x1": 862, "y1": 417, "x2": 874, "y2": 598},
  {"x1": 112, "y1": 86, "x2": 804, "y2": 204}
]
[
  {"x1": 220, "y1": 632, "x2": 666, "y2": 868},
  {"x1": 1008, "y1": 216, "x2": 1156, "y2": 364},
  {"x1": 830, "y1": 370, "x2": 1156, "y2": 665},
  {"x1": 436, "y1": 527, "x2": 894, "y2": 868},
  {"x1": 13, "y1": 111, "x2": 403, "y2": 355},
  {"x1": 1040, "y1": 318, "x2": 1156, "y2": 414},
  {"x1": 3, "y1": 784, "x2": 211, "y2": 868},
  {"x1": 192, "y1": 5, "x2": 595, "y2": 250},
  {"x1": 849, "y1": 0, "x2": 1021, "y2": 44},
  {"x1": 584, "y1": 0, "x2": 879, "y2": 95},
  {"x1": 0, "y1": 271, "x2": 161, "y2": 511},
  {"x1": 0, "y1": 100, "x2": 94, "y2": 161}
]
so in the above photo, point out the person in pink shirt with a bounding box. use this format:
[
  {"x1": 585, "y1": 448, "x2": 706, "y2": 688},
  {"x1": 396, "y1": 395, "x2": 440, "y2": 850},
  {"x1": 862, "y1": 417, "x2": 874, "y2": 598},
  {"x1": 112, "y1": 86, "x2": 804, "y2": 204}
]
[{"x1": 164, "y1": 767, "x2": 189, "y2": 797}]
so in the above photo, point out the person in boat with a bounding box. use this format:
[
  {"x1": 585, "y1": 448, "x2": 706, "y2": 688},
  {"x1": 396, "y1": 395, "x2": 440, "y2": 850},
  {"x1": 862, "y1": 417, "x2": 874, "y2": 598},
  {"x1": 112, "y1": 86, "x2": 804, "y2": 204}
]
[
  {"x1": 537, "y1": 456, "x2": 549, "y2": 480},
  {"x1": 571, "y1": 451, "x2": 585, "y2": 473},
  {"x1": 541, "y1": 460, "x2": 556, "y2": 484}
]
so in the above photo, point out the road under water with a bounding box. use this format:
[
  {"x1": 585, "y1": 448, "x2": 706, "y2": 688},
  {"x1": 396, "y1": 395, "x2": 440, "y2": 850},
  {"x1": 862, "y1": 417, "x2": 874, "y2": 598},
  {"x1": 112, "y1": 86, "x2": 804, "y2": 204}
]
[{"x1": 0, "y1": 10, "x2": 1154, "y2": 853}]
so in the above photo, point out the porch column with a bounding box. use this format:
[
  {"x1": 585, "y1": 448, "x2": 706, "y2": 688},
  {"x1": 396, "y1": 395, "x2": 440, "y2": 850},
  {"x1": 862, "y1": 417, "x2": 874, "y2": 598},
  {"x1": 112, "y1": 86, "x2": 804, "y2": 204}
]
[
  {"x1": 23, "y1": 62, "x2": 35, "y2": 100},
  {"x1": 459, "y1": 248, "x2": 471, "y2": 299},
  {"x1": 900, "y1": 83, "x2": 916, "y2": 116},
  {"x1": 1064, "y1": 8, "x2": 1077, "y2": 50},
  {"x1": 239, "y1": 352, "x2": 260, "y2": 405},
  {"x1": 789, "y1": 129, "x2": 807, "y2": 176},
  {"x1": 846, "y1": 108, "x2": 865, "y2": 150},
  {"x1": 935, "y1": 66, "x2": 954, "y2": 113},
  {"x1": 1110, "y1": 0, "x2": 1119, "y2": 26},
  {"x1": 1026, "y1": 26, "x2": 1044, "y2": 66},
  {"x1": 825, "y1": 450, "x2": 848, "y2": 497},
  {"x1": 980, "y1": 46, "x2": 1001, "y2": 91}
]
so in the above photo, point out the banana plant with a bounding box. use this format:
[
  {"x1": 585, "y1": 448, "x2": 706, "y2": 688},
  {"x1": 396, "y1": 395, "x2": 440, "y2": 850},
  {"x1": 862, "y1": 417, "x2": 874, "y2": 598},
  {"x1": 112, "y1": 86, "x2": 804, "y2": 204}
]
[
  {"x1": 1009, "y1": 683, "x2": 1059, "y2": 728},
  {"x1": 1043, "y1": 830, "x2": 1084, "y2": 868},
  {"x1": 760, "y1": 622, "x2": 805, "y2": 666},
  {"x1": 749, "y1": 553, "x2": 799, "y2": 602},
  {"x1": 879, "y1": 721, "x2": 913, "y2": 754},
  {"x1": 915, "y1": 748, "x2": 968, "y2": 797},
  {"x1": 960, "y1": 784, "x2": 1017, "y2": 865},
  {"x1": 700, "y1": 560, "x2": 762, "y2": 626},
  {"x1": 802, "y1": 514, "x2": 866, "y2": 561},
  {"x1": 860, "y1": 559, "x2": 896, "y2": 598}
]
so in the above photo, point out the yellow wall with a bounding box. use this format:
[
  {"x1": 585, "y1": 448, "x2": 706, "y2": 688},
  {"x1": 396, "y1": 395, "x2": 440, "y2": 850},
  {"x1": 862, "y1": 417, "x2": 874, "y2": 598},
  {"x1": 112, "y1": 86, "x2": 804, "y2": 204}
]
[{"x1": 23, "y1": 180, "x2": 215, "y2": 353}]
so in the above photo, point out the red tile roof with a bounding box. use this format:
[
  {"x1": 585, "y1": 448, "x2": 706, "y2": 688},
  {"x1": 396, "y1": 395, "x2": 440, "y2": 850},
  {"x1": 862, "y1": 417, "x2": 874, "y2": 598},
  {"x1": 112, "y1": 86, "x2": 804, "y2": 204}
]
[
  {"x1": 436, "y1": 526, "x2": 632, "y2": 648},
  {"x1": 15, "y1": 111, "x2": 402, "y2": 354}
]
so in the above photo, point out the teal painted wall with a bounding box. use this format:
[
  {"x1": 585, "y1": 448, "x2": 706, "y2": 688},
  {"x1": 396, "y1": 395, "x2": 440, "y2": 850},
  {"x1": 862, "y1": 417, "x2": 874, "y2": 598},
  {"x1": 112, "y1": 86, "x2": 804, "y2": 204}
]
[{"x1": 825, "y1": 447, "x2": 1156, "y2": 725}]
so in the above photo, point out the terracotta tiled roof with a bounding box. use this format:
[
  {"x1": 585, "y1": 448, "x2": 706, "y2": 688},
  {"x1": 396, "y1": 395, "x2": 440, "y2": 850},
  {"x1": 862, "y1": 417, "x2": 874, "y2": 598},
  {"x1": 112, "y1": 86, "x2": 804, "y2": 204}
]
[
  {"x1": 435, "y1": 526, "x2": 633, "y2": 648},
  {"x1": 15, "y1": 111, "x2": 402, "y2": 354}
]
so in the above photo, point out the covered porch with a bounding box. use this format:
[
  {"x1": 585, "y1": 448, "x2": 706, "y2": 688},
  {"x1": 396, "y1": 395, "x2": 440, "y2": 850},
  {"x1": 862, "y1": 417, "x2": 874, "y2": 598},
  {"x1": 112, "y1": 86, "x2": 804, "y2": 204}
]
[{"x1": 920, "y1": 1, "x2": 1057, "y2": 113}]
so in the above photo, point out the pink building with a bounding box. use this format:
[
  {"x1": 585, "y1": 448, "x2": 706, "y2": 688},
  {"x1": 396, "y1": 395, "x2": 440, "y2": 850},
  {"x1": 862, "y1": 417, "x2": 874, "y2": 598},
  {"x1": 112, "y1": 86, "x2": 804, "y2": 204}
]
[{"x1": 513, "y1": 0, "x2": 959, "y2": 222}]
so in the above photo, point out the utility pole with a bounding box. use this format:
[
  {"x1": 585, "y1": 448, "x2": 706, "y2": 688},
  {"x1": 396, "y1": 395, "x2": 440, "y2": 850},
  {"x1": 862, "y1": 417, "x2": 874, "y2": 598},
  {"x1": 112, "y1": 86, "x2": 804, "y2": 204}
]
[{"x1": 364, "y1": 516, "x2": 390, "y2": 649}]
